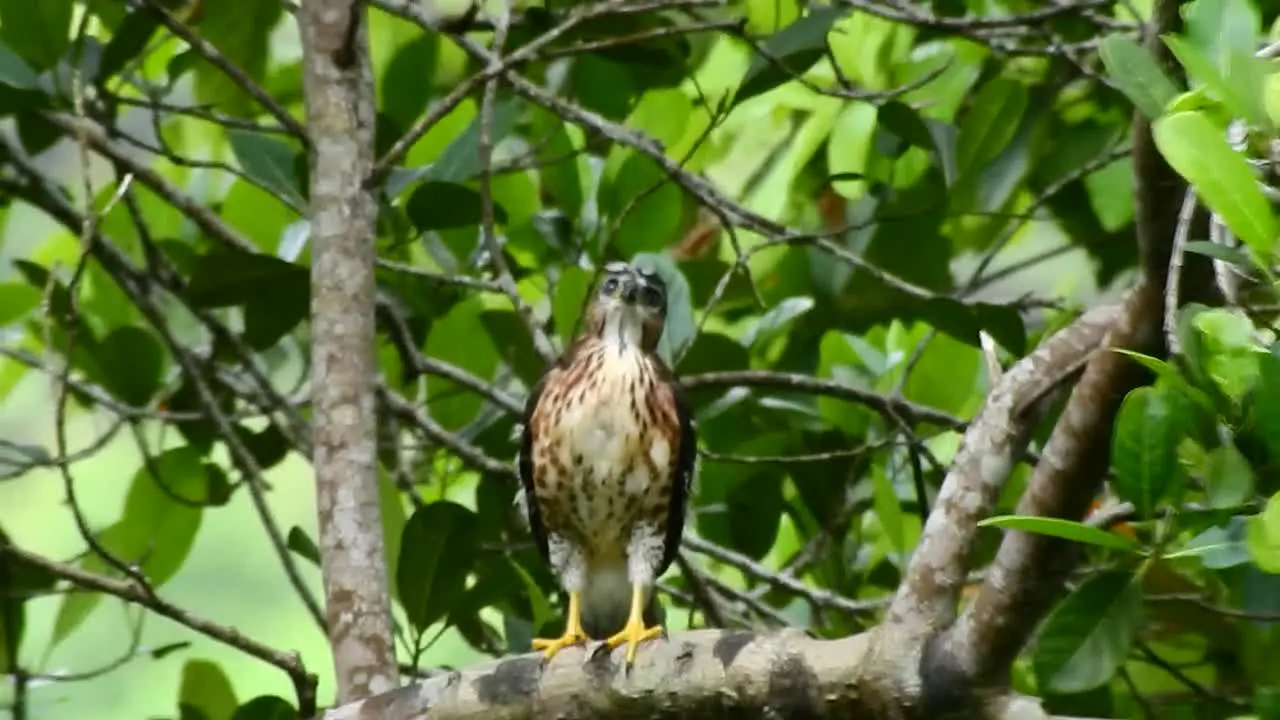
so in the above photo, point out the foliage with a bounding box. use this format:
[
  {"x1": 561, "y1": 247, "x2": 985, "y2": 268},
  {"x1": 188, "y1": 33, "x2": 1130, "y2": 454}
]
[{"x1": 2, "y1": 0, "x2": 1280, "y2": 718}]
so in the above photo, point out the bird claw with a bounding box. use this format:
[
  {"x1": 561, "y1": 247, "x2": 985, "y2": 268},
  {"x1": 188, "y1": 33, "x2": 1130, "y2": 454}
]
[
  {"x1": 531, "y1": 629, "x2": 589, "y2": 661},
  {"x1": 604, "y1": 620, "x2": 664, "y2": 666}
]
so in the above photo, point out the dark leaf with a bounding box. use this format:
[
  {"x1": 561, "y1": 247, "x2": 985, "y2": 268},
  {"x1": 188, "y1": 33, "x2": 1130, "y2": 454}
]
[
  {"x1": 479, "y1": 309, "x2": 545, "y2": 387},
  {"x1": 285, "y1": 527, "x2": 321, "y2": 568},
  {"x1": 151, "y1": 641, "x2": 193, "y2": 659},
  {"x1": 243, "y1": 288, "x2": 308, "y2": 350},
  {"x1": 16, "y1": 111, "x2": 60, "y2": 156},
  {"x1": 229, "y1": 696, "x2": 297, "y2": 720},
  {"x1": 379, "y1": 34, "x2": 438, "y2": 132},
  {"x1": 404, "y1": 181, "x2": 510, "y2": 232},
  {"x1": 185, "y1": 249, "x2": 308, "y2": 309},
  {"x1": 96, "y1": 325, "x2": 167, "y2": 406},
  {"x1": 1033, "y1": 570, "x2": 1143, "y2": 693},
  {"x1": 97, "y1": 7, "x2": 159, "y2": 83},
  {"x1": 1252, "y1": 347, "x2": 1280, "y2": 466},
  {"x1": 734, "y1": 7, "x2": 847, "y2": 106},
  {"x1": 395, "y1": 501, "x2": 481, "y2": 634},
  {"x1": 234, "y1": 423, "x2": 290, "y2": 471}
]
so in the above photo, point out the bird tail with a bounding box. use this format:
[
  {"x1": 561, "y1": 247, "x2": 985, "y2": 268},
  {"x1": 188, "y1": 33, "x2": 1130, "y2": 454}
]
[{"x1": 579, "y1": 563, "x2": 664, "y2": 639}]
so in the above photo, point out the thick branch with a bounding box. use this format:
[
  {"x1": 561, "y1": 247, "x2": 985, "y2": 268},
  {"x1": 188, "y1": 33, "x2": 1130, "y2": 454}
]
[
  {"x1": 941, "y1": 287, "x2": 1160, "y2": 686},
  {"x1": 885, "y1": 299, "x2": 1123, "y2": 637},
  {"x1": 320, "y1": 629, "x2": 876, "y2": 719},
  {"x1": 298, "y1": 0, "x2": 399, "y2": 702}
]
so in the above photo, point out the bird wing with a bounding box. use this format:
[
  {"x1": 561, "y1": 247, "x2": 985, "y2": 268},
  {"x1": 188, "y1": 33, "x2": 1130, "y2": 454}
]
[
  {"x1": 517, "y1": 345, "x2": 584, "y2": 567},
  {"x1": 518, "y1": 364, "x2": 556, "y2": 566},
  {"x1": 655, "y1": 361, "x2": 698, "y2": 577}
]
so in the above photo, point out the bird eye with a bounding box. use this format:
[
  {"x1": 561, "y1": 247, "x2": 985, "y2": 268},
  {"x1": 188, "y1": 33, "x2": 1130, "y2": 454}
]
[
  {"x1": 602, "y1": 278, "x2": 619, "y2": 294},
  {"x1": 640, "y1": 286, "x2": 663, "y2": 308}
]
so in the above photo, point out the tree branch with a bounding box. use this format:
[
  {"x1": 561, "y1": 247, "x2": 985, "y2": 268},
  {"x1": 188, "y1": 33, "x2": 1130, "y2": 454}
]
[
  {"x1": 298, "y1": 0, "x2": 400, "y2": 703},
  {"x1": 0, "y1": 540, "x2": 317, "y2": 715}
]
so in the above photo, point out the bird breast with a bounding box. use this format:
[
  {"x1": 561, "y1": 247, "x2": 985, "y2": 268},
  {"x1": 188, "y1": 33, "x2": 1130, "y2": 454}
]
[{"x1": 534, "y1": 347, "x2": 673, "y2": 553}]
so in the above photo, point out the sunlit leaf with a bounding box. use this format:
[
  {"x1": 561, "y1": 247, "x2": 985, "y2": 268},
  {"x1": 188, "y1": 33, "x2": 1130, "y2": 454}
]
[
  {"x1": 978, "y1": 515, "x2": 1142, "y2": 552},
  {"x1": 1153, "y1": 111, "x2": 1276, "y2": 258}
]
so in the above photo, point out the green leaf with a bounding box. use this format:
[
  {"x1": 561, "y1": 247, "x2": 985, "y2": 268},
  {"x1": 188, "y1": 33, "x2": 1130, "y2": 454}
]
[
  {"x1": 1253, "y1": 348, "x2": 1280, "y2": 465},
  {"x1": 395, "y1": 501, "x2": 481, "y2": 634},
  {"x1": 1033, "y1": 570, "x2": 1143, "y2": 693},
  {"x1": 741, "y1": 296, "x2": 814, "y2": 349},
  {"x1": 1110, "y1": 386, "x2": 1185, "y2": 519},
  {"x1": 956, "y1": 77, "x2": 1029, "y2": 177},
  {"x1": 285, "y1": 527, "x2": 320, "y2": 568},
  {"x1": 631, "y1": 252, "x2": 695, "y2": 364},
  {"x1": 404, "y1": 180, "x2": 509, "y2": 232},
  {"x1": 605, "y1": 153, "x2": 683, "y2": 255},
  {"x1": 0, "y1": 282, "x2": 41, "y2": 326},
  {"x1": 179, "y1": 659, "x2": 239, "y2": 720},
  {"x1": 1153, "y1": 111, "x2": 1276, "y2": 258},
  {"x1": 229, "y1": 695, "x2": 298, "y2": 720},
  {"x1": 1166, "y1": 522, "x2": 1250, "y2": 569},
  {"x1": 1164, "y1": 32, "x2": 1269, "y2": 130},
  {"x1": 1248, "y1": 492, "x2": 1280, "y2": 573},
  {"x1": 425, "y1": 297, "x2": 502, "y2": 429},
  {"x1": 733, "y1": 6, "x2": 847, "y2": 106},
  {"x1": 551, "y1": 265, "x2": 594, "y2": 345},
  {"x1": 48, "y1": 444, "x2": 206, "y2": 648},
  {"x1": 1112, "y1": 349, "x2": 1215, "y2": 413},
  {"x1": 978, "y1": 515, "x2": 1142, "y2": 552},
  {"x1": 879, "y1": 102, "x2": 960, "y2": 185},
  {"x1": 426, "y1": 95, "x2": 522, "y2": 183},
  {"x1": 228, "y1": 129, "x2": 305, "y2": 208},
  {"x1": 192, "y1": 0, "x2": 282, "y2": 116},
  {"x1": 872, "y1": 464, "x2": 906, "y2": 558},
  {"x1": 1204, "y1": 441, "x2": 1255, "y2": 509},
  {"x1": 96, "y1": 325, "x2": 167, "y2": 406},
  {"x1": 1098, "y1": 34, "x2": 1180, "y2": 119},
  {"x1": 0, "y1": 40, "x2": 39, "y2": 89},
  {"x1": 0, "y1": 0, "x2": 72, "y2": 72},
  {"x1": 1182, "y1": 239, "x2": 1255, "y2": 267}
]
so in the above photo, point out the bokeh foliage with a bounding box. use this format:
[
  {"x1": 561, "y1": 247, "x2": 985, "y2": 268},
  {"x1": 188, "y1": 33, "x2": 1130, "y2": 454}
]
[{"x1": 3, "y1": 0, "x2": 1280, "y2": 718}]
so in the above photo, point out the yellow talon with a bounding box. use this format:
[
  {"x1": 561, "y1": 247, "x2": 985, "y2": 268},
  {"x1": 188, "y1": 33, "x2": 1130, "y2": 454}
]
[
  {"x1": 604, "y1": 583, "x2": 664, "y2": 665},
  {"x1": 531, "y1": 591, "x2": 588, "y2": 660}
]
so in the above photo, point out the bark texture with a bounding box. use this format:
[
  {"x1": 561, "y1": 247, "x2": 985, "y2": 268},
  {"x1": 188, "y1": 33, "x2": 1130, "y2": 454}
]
[{"x1": 298, "y1": 0, "x2": 399, "y2": 703}]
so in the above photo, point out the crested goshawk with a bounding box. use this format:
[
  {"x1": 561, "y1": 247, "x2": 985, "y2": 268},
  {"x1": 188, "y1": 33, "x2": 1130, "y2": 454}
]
[{"x1": 518, "y1": 261, "x2": 697, "y2": 665}]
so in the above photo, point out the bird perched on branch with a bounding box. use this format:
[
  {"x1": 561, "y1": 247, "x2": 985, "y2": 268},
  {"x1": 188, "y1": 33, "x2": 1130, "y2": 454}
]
[{"x1": 518, "y1": 260, "x2": 697, "y2": 665}]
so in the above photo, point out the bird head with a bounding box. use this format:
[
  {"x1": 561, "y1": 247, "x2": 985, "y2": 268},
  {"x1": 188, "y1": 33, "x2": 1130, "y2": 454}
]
[{"x1": 587, "y1": 261, "x2": 668, "y2": 352}]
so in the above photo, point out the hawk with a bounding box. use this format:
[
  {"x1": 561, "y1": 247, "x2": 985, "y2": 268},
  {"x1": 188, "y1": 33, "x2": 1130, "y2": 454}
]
[{"x1": 518, "y1": 260, "x2": 697, "y2": 665}]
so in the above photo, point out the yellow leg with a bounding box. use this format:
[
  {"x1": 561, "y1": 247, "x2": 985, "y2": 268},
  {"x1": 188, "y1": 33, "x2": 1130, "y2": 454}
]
[
  {"x1": 604, "y1": 583, "x2": 663, "y2": 665},
  {"x1": 531, "y1": 591, "x2": 588, "y2": 660}
]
